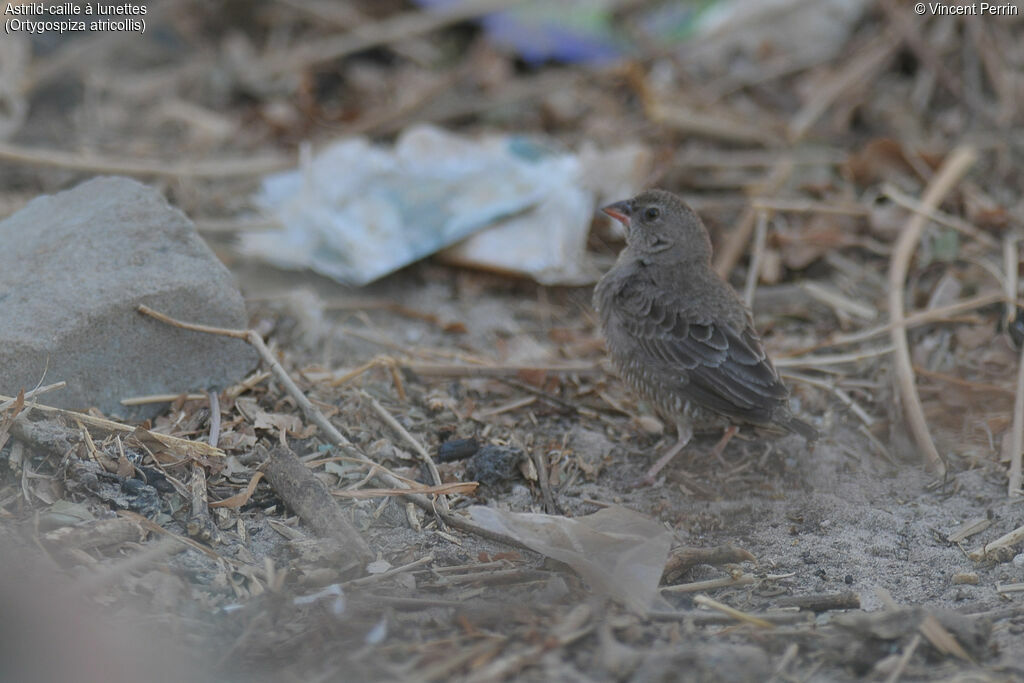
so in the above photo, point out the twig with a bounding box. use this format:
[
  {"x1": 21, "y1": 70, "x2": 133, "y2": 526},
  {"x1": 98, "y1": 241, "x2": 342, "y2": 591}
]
[
  {"x1": 476, "y1": 395, "x2": 537, "y2": 418},
  {"x1": 532, "y1": 449, "x2": 558, "y2": 515},
  {"x1": 363, "y1": 392, "x2": 450, "y2": 514},
  {"x1": 884, "y1": 633, "x2": 921, "y2": 683},
  {"x1": 674, "y1": 148, "x2": 846, "y2": 169},
  {"x1": 0, "y1": 141, "x2": 292, "y2": 178},
  {"x1": 207, "y1": 390, "x2": 221, "y2": 450},
  {"x1": 915, "y1": 366, "x2": 1015, "y2": 397},
  {"x1": 0, "y1": 381, "x2": 66, "y2": 412},
  {"x1": 332, "y1": 482, "x2": 476, "y2": 499},
  {"x1": 968, "y1": 522, "x2": 1024, "y2": 561},
  {"x1": 662, "y1": 574, "x2": 755, "y2": 594},
  {"x1": 882, "y1": 183, "x2": 998, "y2": 249},
  {"x1": 662, "y1": 544, "x2": 756, "y2": 582},
  {"x1": 1007, "y1": 342, "x2": 1024, "y2": 497},
  {"x1": 1004, "y1": 234, "x2": 1019, "y2": 330},
  {"x1": 774, "y1": 592, "x2": 860, "y2": 612},
  {"x1": 767, "y1": 643, "x2": 799, "y2": 683},
  {"x1": 887, "y1": 145, "x2": 977, "y2": 476},
  {"x1": 774, "y1": 346, "x2": 894, "y2": 368},
  {"x1": 120, "y1": 392, "x2": 207, "y2": 406},
  {"x1": 782, "y1": 372, "x2": 874, "y2": 426},
  {"x1": 750, "y1": 198, "x2": 868, "y2": 216},
  {"x1": 743, "y1": 210, "x2": 769, "y2": 308},
  {"x1": 693, "y1": 594, "x2": 774, "y2": 628},
  {"x1": 800, "y1": 281, "x2": 877, "y2": 321},
  {"x1": 407, "y1": 362, "x2": 600, "y2": 378},
  {"x1": 341, "y1": 553, "x2": 435, "y2": 588},
  {"x1": 822, "y1": 291, "x2": 1005, "y2": 349},
  {"x1": 262, "y1": 444, "x2": 372, "y2": 558},
  {"x1": 187, "y1": 463, "x2": 218, "y2": 544},
  {"x1": 647, "y1": 609, "x2": 809, "y2": 626},
  {"x1": 1003, "y1": 234, "x2": 1024, "y2": 497},
  {"x1": 995, "y1": 582, "x2": 1024, "y2": 594},
  {"x1": 648, "y1": 101, "x2": 781, "y2": 146},
  {"x1": 946, "y1": 517, "x2": 991, "y2": 543},
  {"x1": 135, "y1": 304, "x2": 529, "y2": 551},
  {"x1": 714, "y1": 160, "x2": 793, "y2": 278},
  {"x1": 0, "y1": 392, "x2": 223, "y2": 459},
  {"x1": 316, "y1": 361, "x2": 601, "y2": 385}
]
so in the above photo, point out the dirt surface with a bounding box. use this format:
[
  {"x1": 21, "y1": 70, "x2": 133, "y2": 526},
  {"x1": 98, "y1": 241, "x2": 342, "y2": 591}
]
[{"x1": 2, "y1": 1, "x2": 1024, "y2": 681}]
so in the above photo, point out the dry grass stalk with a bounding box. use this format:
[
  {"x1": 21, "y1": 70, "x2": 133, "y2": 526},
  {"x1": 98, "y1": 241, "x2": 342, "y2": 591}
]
[
  {"x1": 341, "y1": 553, "x2": 435, "y2": 588},
  {"x1": 363, "y1": 391, "x2": 450, "y2": 514},
  {"x1": 751, "y1": 199, "x2": 868, "y2": 216},
  {"x1": 945, "y1": 517, "x2": 991, "y2": 543},
  {"x1": 884, "y1": 633, "x2": 921, "y2": 683},
  {"x1": 968, "y1": 522, "x2": 1024, "y2": 561},
  {"x1": 882, "y1": 183, "x2": 998, "y2": 249},
  {"x1": 774, "y1": 346, "x2": 894, "y2": 368},
  {"x1": 995, "y1": 582, "x2": 1024, "y2": 594},
  {"x1": 661, "y1": 574, "x2": 755, "y2": 594},
  {"x1": 886, "y1": 145, "x2": 978, "y2": 476},
  {"x1": 714, "y1": 160, "x2": 793, "y2": 278},
  {"x1": 693, "y1": 594, "x2": 774, "y2": 628},
  {"x1": 768, "y1": 643, "x2": 800, "y2": 683},
  {"x1": 0, "y1": 381, "x2": 65, "y2": 412},
  {"x1": 742, "y1": 209, "x2": 769, "y2": 307},
  {"x1": 333, "y1": 482, "x2": 476, "y2": 499},
  {"x1": 0, "y1": 140, "x2": 292, "y2": 177},
  {"x1": 1002, "y1": 234, "x2": 1024, "y2": 496},
  {"x1": 648, "y1": 101, "x2": 781, "y2": 146},
  {"x1": 0, "y1": 392, "x2": 224, "y2": 459},
  {"x1": 825, "y1": 290, "x2": 1005, "y2": 349},
  {"x1": 120, "y1": 392, "x2": 207, "y2": 406},
  {"x1": 800, "y1": 281, "x2": 877, "y2": 321}
]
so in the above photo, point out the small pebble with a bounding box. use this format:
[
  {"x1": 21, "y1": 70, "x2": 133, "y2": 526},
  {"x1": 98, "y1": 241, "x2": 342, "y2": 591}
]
[
  {"x1": 437, "y1": 437, "x2": 480, "y2": 463},
  {"x1": 952, "y1": 572, "x2": 979, "y2": 585},
  {"x1": 465, "y1": 445, "x2": 524, "y2": 487}
]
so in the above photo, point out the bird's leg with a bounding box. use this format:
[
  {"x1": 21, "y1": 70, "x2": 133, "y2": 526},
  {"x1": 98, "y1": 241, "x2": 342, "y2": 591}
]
[
  {"x1": 643, "y1": 421, "x2": 694, "y2": 484},
  {"x1": 708, "y1": 425, "x2": 739, "y2": 465}
]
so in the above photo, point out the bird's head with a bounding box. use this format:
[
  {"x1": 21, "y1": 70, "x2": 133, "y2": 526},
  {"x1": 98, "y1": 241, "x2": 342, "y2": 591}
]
[{"x1": 601, "y1": 189, "x2": 712, "y2": 264}]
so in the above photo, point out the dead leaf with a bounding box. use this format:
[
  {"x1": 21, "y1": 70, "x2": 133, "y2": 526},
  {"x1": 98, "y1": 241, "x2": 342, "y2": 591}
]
[{"x1": 210, "y1": 472, "x2": 264, "y2": 509}]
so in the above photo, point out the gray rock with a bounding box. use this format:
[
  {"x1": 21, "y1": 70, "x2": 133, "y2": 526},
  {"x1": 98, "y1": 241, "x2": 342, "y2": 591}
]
[{"x1": 0, "y1": 177, "x2": 257, "y2": 419}]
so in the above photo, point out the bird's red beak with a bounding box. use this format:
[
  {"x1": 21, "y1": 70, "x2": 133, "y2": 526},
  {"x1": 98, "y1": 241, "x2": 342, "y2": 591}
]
[{"x1": 601, "y1": 200, "x2": 632, "y2": 227}]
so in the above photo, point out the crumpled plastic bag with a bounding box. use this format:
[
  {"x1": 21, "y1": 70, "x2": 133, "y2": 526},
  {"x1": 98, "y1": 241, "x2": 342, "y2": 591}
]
[
  {"x1": 468, "y1": 505, "x2": 673, "y2": 613},
  {"x1": 243, "y1": 125, "x2": 649, "y2": 286}
]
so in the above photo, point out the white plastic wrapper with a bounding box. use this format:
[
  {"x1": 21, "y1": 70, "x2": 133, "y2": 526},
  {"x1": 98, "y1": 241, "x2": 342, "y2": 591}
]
[
  {"x1": 243, "y1": 125, "x2": 649, "y2": 286},
  {"x1": 467, "y1": 505, "x2": 673, "y2": 613}
]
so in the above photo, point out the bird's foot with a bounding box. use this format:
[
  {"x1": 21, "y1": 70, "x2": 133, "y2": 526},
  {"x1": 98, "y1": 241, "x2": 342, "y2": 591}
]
[
  {"x1": 707, "y1": 425, "x2": 739, "y2": 465},
  {"x1": 640, "y1": 436, "x2": 690, "y2": 484}
]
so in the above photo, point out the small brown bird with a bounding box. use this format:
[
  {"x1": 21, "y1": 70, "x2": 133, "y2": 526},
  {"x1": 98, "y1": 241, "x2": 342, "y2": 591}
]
[{"x1": 594, "y1": 189, "x2": 816, "y2": 481}]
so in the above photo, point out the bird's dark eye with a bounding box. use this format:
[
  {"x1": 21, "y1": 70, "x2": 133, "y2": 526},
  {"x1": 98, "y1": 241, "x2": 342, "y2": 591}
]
[{"x1": 644, "y1": 207, "x2": 660, "y2": 220}]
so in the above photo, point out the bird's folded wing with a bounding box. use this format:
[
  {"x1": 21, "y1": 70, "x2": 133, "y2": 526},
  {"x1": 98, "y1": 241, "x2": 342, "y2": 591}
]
[{"x1": 612, "y1": 282, "x2": 787, "y2": 421}]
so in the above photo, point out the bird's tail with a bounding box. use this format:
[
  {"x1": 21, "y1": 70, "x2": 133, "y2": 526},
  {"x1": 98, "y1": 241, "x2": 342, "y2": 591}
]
[{"x1": 779, "y1": 415, "x2": 818, "y2": 442}]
